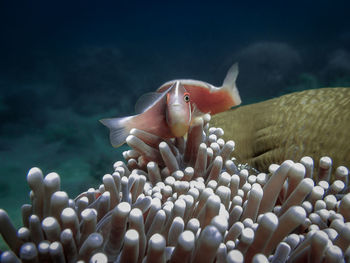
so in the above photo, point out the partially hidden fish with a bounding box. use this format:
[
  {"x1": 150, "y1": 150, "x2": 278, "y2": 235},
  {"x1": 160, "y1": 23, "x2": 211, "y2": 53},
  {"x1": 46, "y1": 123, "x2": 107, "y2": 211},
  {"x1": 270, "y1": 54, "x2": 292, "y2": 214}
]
[
  {"x1": 157, "y1": 63, "x2": 242, "y2": 115},
  {"x1": 100, "y1": 81, "x2": 194, "y2": 147},
  {"x1": 101, "y1": 63, "x2": 241, "y2": 147}
]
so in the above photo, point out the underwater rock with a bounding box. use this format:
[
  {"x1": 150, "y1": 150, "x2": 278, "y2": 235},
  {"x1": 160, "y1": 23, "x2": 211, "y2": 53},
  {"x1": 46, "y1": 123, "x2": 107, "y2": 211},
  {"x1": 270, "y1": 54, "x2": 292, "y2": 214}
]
[
  {"x1": 0, "y1": 114, "x2": 349, "y2": 262},
  {"x1": 233, "y1": 42, "x2": 302, "y2": 99},
  {"x1": 322, "y1": 49, "x2": 350, "y2": 83},
  {"x1": 211, "y1": 88, "x2": 350, "y2": 173}
]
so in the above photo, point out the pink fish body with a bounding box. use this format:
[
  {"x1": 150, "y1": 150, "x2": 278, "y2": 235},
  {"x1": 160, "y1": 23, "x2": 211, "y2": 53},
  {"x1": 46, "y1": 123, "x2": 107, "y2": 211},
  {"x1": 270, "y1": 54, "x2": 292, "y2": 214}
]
[
  {"x1": 100, "y1": 82, "x2": 193, "y2": 147},
  {"x1": 157, "y1": 63, "x2": 241, "y2": 115}
]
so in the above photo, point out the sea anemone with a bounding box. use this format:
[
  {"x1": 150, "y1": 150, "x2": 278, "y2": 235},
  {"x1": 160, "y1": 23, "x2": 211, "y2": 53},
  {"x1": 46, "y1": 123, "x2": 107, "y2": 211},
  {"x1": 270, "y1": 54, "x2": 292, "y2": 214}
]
[{"x1": 0, "y1": 114, "x2": 349, "y2": 263}]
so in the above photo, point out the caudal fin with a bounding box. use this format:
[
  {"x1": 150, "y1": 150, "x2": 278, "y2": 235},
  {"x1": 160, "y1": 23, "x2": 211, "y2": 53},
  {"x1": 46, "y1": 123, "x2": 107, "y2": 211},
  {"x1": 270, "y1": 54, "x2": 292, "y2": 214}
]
[
  {"x1": 99, "y1": 117, "x2": 132, "y2": 147},
  {"x1": 222, "y1": 63, "x2": 242, "y2": 106}
]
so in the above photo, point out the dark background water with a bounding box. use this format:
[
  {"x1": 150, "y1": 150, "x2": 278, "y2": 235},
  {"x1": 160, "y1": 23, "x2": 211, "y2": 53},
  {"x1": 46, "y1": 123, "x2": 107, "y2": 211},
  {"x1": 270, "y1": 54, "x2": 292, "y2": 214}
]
[{"x1": 0, "y1": 0, "x2": 349, "y2": 230}]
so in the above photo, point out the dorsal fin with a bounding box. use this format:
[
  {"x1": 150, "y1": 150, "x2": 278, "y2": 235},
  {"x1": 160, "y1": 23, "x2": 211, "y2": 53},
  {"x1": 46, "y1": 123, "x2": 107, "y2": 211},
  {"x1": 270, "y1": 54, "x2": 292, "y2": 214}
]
[
  {"x1": 134, "y1": 85, "x2": 174, "y2": 114},
  {"x1": 135, "y1": 92, "x2": 164, "y2": 114}
]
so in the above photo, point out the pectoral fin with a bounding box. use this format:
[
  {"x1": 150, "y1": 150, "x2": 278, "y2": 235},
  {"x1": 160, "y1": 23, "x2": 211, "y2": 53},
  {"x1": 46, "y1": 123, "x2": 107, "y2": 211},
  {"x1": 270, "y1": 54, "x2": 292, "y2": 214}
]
[{"x1": 100, "y1": 117, "x2": 132, "y2": 147}]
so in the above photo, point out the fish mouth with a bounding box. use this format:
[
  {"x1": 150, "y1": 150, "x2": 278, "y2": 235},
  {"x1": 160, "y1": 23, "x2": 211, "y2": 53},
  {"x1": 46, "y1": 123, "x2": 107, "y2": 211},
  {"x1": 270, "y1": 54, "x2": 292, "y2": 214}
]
[
  {"x1": 170, "y1": 122, "x2": 188, "y2": 137},
  {"x1": 171, "y1": 103, "x2": 181, "y2": 107}
]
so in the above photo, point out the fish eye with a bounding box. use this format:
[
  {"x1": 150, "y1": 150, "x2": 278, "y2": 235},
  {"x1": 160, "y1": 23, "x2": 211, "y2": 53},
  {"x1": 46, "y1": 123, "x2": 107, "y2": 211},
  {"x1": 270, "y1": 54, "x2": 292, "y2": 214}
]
[{"x1": 183, "y1": 93, "x2": 190, "y2": 103}]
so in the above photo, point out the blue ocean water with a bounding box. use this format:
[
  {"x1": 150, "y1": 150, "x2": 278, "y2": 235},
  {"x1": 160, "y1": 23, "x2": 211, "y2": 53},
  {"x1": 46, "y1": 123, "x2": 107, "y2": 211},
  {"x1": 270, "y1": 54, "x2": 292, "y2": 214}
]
[{"x1": 0, "y1": 0, "x2": 349, "y2": 232}]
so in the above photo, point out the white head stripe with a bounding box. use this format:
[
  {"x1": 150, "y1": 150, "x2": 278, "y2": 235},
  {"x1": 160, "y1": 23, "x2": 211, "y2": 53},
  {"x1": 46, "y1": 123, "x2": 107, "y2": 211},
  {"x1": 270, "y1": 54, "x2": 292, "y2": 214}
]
[{"x1": 174, "y1": 81, "x2": 180, "y2": 97}]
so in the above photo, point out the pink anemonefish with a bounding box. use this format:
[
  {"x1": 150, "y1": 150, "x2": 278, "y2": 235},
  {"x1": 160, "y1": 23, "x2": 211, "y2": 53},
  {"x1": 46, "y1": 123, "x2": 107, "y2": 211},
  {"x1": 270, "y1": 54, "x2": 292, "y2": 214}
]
[
  {"x1": 100, "y1": 63, "x2": 241, "y2": 147},
  {"x1": 100, "y1": 81, "x2": 194, "y2": 147}
]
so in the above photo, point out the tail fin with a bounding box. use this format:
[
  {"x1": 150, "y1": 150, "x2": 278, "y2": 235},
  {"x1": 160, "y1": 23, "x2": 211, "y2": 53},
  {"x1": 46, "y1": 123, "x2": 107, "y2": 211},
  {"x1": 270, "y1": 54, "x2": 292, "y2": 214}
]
[
  {"x1": 222, "y1": 63, "x2": 242, "y2": 106},
  {"x1": 99, "y1": 117, "x2": 132, "y2": 147}
]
